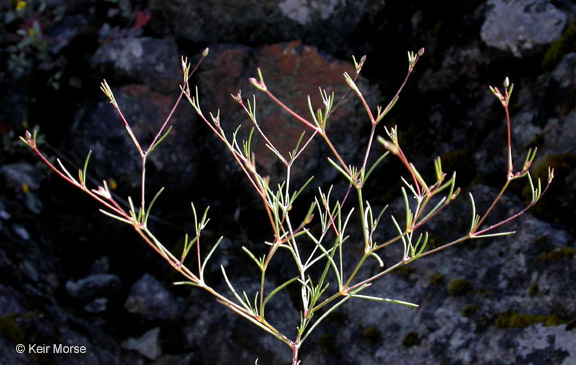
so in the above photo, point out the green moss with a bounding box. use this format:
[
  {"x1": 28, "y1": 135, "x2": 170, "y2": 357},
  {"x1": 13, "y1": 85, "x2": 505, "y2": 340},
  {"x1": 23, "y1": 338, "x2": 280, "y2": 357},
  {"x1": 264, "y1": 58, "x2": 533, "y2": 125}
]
[
  {"x1": 439, "y1": 148, "x2": 476, "y2": 187},
  {"x1": 327, "y1": 311, "x2": 349, "y2": 323},
  {"x1": 363, "y1": 326, "x2": 382, "y2": 345},
  {"x1": 0, "y1": 315, "x2": 26, "y2": 343},
  {"x1": 526, "y1": 132, "x2": 546, "y2": 150},
  {"x1": 462, "y1": 304, "x2": 479, "y2": 317},
  {"x1": 402, "y1": 332, "x2": 421, "y2": 347},
  {"x1": 495, "y1": 310, "x2": 567, "y2": 328},
  {"x1": 538, "y1": 246, "x2": 576, "y2": 262},
  {"x1": 317, "y1": 333, "x2": 336, "y2": 353},
  {"x1": 426, "y1": 234, "x2": 445, "y2": 250},
  {"x1": 532, "y1": 153, "x2": 576, "y2": 182},
  {"x1": 429, "y1": 273, "x2": 444, "y2": 286},
  {"x1": 528, "y1": 153, "x2": 576, "y2": 223},
  {"x1": 542, "y1": 20, "x2": 576, "y2": 71},
  {"x1": 534, "y1": 235, "x2": 549, "y2": 247},
  {"x1": 529, "y1": 283, "x2": 539, "y2": 297},
  {"x1": 448, "y1": 278, "x2": 472, "y2": 296},
  {"x1": 394, "y1": 265, "x2": 416, "y2": 278}
]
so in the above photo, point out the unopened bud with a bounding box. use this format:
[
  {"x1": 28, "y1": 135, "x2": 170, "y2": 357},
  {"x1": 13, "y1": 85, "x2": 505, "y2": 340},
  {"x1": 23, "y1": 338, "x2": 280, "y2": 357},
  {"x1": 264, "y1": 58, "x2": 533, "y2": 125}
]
[{"x1": 249, "y1": 78, "x2": 266, "y2": 91}]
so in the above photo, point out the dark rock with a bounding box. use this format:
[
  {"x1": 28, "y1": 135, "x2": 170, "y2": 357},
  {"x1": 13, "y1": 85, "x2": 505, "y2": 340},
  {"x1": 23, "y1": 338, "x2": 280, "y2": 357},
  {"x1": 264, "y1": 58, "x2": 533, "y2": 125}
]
[
  {"x1": 153, "y1": 0, "x2": 385, "y2": 54},
  {"x1": 0, "y1": 335, "x2": 36, "y2": 365},
  {"x1": 124, "y1": 274, "x2": 180, "y2": 321},
  {"x1": 473, "y1": 52, "x2": 576, "y2": 227},
  {"x1": 66, "y1": 273, "x2": 121, "y2": 313},
  {"x1": 46, "y1": 14, "x2": 90, "y2": 55},
  {"x1": 182, "y1": 276, "x2": 294, "y2": 364},
  {"x1": 53, "y1": 327, "x2": 101, "y2": 365},
  {"x1": 0, "y1": 163, "x2": 43, "y2": 214},
  {"x1": 70, "y1": 83, "x2": 199, "y2": 192},
  {"x1": 91, "y1": 38, "x2": 181, "y2": 94},
  {"x1": 66, "y1": 274, "x2": 122, "y2": 301},
  {"x1": 195, "y1": 41, "x2": 381, "y2": 190},
  {"x1": 4, "y1": 1, "x2": 576, "y2": 364},
  {"x1": 0, "y1": 284, "x2": 29, "y2": 317},
  {"x1": 481, "y1": 0, "x2": 567, "y2": 57},
  {"x1": 504, "y1": 52, "x2": 576, "y2": 157},
  {"x1": 121, "y1": 327, "x2": 161, "y2": 361},
  {"x1": 300, "y1": 184, "x2": 576, "y2": 364}
]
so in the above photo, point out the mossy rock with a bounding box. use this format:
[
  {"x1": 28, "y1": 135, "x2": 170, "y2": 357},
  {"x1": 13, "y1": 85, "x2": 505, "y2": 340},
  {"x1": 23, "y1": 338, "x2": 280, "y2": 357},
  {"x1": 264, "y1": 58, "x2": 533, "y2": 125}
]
[
  {"x1": 542, "y1": 20, "x2": 576, "y2": 72},
  {"x1": 529, "y1": 283, "x2": 540, "y2": 297},
  {"x1": 317, "y1": 333, "x2": 336, "y2": 353},
  {"x1": 0, "y1": 315, "x2": 26, "y2": 343},
  {"x1": 402, "y1": 331, "x2": 421, "y2": 347},
  {"x1": 462, "y1": 304, "x2": 479, "y2": 317},
  {"x1": 439, "y1": 148, "x2": 476, "y2": 187},
  {"x1": 495, "y1": 310, "x2": 567, "y2": 328},
  {"x1": 448, "y1": 278, "x2": 472, "y2": 296},
  {"x1": 394, "y1": 265, "x2": 416, "y2": 278},
  {"x1": 528, "y1": 153, "x2": 576, "y2": 226},
  {"x1": 426, "y1": 234, "x2": 445, "y2": 250},
  {"x1": 538, "y1": 246, "x2": 576, "y2": 262},
  {"x1": 363, "y1": 326, "x2": 382, "y2": 344},
  {"x1": 429, "y1": 273, "x2": 444, "y2": 286}
]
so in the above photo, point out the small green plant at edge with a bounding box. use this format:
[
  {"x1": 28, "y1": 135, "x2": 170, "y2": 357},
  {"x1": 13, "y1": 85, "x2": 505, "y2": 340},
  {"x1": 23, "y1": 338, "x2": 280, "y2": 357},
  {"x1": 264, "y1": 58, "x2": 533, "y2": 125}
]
[{"x1": 20, "y1": 48, "x2": 553, "y2": 364}]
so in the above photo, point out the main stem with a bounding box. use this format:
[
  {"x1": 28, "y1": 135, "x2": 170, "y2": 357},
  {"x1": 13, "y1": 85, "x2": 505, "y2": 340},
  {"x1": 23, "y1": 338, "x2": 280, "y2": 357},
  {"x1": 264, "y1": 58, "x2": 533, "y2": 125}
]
[{"x1": 291, "y1": 341, "x2": 300, "y2": 365}]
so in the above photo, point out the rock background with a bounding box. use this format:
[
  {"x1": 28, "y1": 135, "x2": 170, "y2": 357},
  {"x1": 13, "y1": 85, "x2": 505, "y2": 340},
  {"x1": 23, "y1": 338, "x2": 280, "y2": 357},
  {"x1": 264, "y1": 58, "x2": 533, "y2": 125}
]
[{"x1": 1, "y1": 0, "x2": 575, "y2": 364}]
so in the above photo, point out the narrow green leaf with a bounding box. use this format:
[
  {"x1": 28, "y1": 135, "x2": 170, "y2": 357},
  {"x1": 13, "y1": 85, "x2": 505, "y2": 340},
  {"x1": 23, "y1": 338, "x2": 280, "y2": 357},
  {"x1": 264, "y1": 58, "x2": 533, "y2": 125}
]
[
  {"x1": 350, "y1": 294, "x2": 419, "y2": 308},
  {"x1": 242, "y1": 246, "x2": 264, "y2": 270},
  {"x1": 200, "y1": 236, "x2": 224, "y2": 276},
  {"x1": 327, "y1": 157, "x2": 354, "y2": 184},
  {"x1": 473, "y1": 231, "x2": 516, "y2": 238},
  {"x1": 306, "y1": 230, "x2": 341, "y2": 287},
  {"x1": 263, "y1": 277, "x2": 298, "y2": 307},
  {"x1": 144, "y1": 187, "x2": 164, "y2": 226},
  {"x1": 180, "y1": 233, "x2": 197, "y2": 265},
  {"x1": 290, "y1": 175, "x2": 315, "y2": 205},
  {"x1": 343, "y1": 72, "x2": 359, "y2": 93},
  {"x1": 468, "y1": 193, "x2": 479, "y2": 234},
  {"x1": 401, "y1": 177, "x2": 419, "y2": 199},
  {"x1": 418, "y1": 197, "x2": 446, "y2": 225},
  {"x1": 148, "y1": 125, "x2": 173, "y2": 154},
  {"x1": 127, "y1": 196, "x2": 140, "y2": 223},
  {"x1": 173, "y1": 281, "x2": 201, "y2": 287},
  {"x1": 409, "y1": 162, "x2": 429, "y2": 192},
  {"x1": 365, "y1": 151, "x2": 389, "y2": 182},
  {"x1": 221, "y1": 265, "x2": 251, "y2": 312},
  {"x1": 79, "y1": 151, "x2": 92, "y2": 186},
  {"x1": 376, "y1": 95, "x2": 399, "y2": 124},
  {"x1": 265, "y1": 142, "x2": 287, "y2": 164},
  {"x1": 414, "y1": 232, "x2": 428, "y2": 258},
  {"x1": 370, "y1": 251, "x2": 384, "y2": 267},
  {"x1": 352, "y1": 55, "x2": 366, "y2": 73},
  {"x1": 56, "y1": 158, "x2": 77, "y2": 183},
  {"x1": 99, "y1": 209, "x2": 132, "y2": 224},
  {"x1": 247, "y1": 94, "x2": 257, "y2": 120},
  {"x1": 199, "y1": 206, "x2": 211, "y2": 231},
  {"x1": 307, "y1": 95, "x2": 321, "y2": 129},
  {"x1": 401, "y1": 187, "x2": 413, "y2": 229},
  {"x1": 291, "y1": 130, "x2": 307, "y2": 159}
]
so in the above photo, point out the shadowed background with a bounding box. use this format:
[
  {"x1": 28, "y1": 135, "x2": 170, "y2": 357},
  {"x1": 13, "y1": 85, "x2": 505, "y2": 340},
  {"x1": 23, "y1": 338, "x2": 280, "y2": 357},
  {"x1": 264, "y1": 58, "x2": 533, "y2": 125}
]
[{"x1": 1, "y1": 0, "x2": 575, "y2": 364}]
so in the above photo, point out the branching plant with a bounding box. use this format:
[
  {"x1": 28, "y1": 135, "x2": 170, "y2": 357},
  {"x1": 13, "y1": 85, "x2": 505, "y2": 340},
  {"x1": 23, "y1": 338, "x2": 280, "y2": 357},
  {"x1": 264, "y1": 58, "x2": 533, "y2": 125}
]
[{"x1": 21, "y1": 48, "x2": 553, "y2": 364}]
